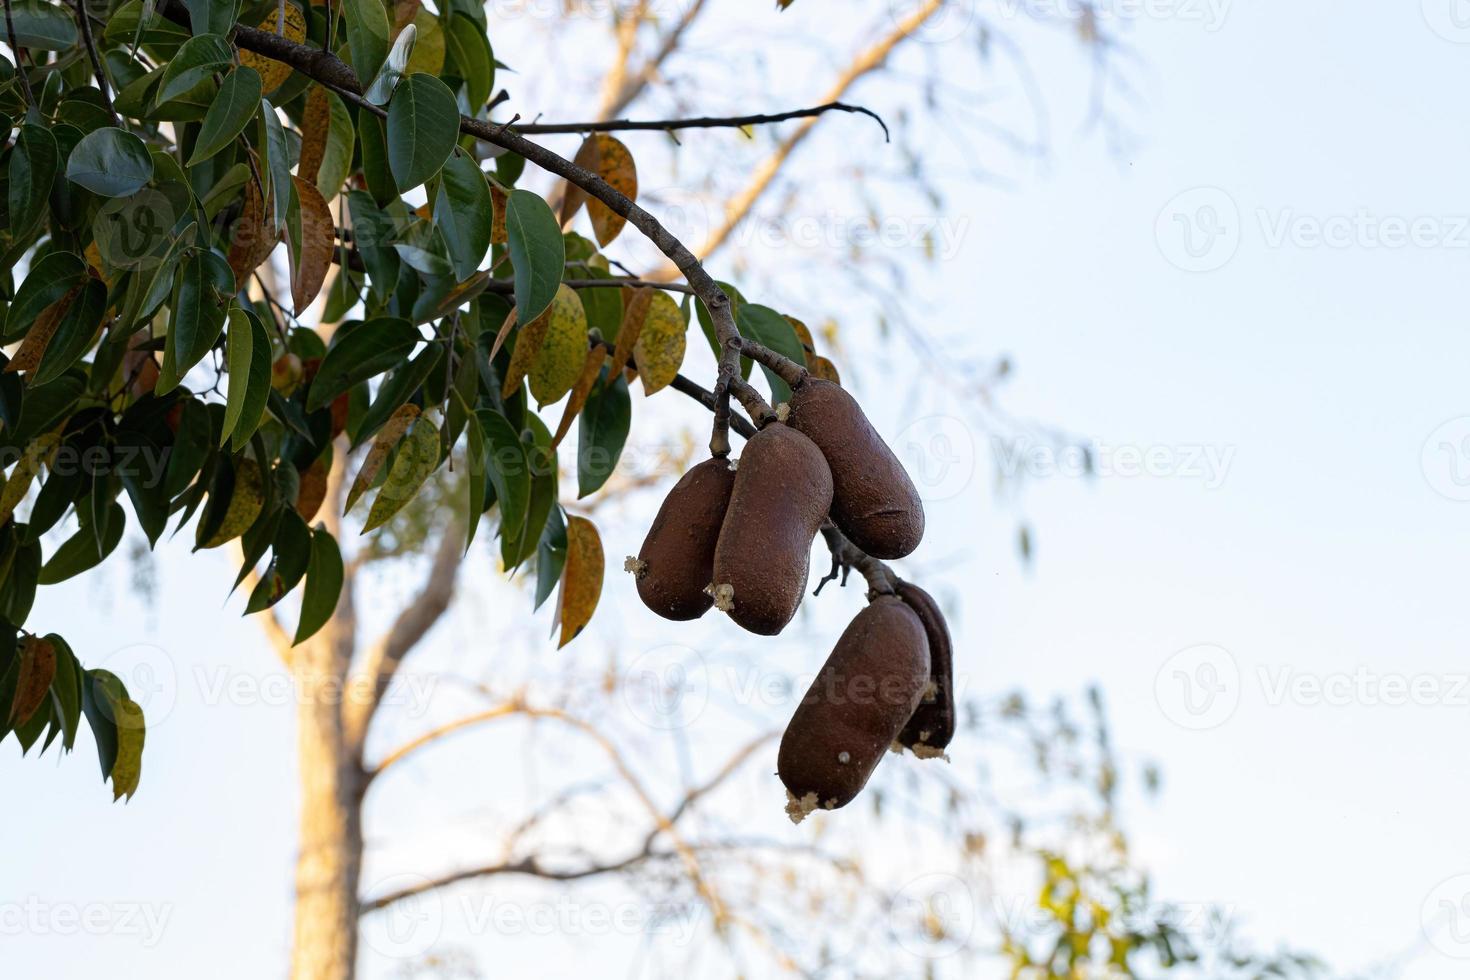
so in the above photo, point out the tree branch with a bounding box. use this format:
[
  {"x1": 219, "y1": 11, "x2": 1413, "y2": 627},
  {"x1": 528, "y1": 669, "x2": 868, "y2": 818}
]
[
  {"x1": 653, "y1": 0, "x2": 945, "y2": 277},
  {"x1": 343, "y1": 518, "x2": 465, "y2": 755},
  {"x1": 69, "y1": 0, "x2": 117, "y2": 123},
  {"x1": 511, "y1": 102, "x2": 889, "y2": 139},
  {"x1": 596, "y1": 0, "x2": 709, "y2": 121}
]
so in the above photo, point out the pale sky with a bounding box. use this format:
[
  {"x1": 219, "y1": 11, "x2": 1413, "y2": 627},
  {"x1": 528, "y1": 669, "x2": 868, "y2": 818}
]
[{"x1": 6, "y1": 2, "x2": 1470, "y2": 978}]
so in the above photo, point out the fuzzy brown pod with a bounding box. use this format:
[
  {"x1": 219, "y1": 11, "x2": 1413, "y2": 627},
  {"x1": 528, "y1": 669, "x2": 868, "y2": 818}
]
[
  {"x1": 777, "y1": 595, "x2": 930, "y2": 822},
  {"x1": 893, "y1": 580, "x2": 956, "y2": 758},
  {"x1": 710, "y1": 424, "x2": 833, "y2": 635},
  {"x1": 785, "y1": 378, "x2": 924, "y2": 559},
  {"x1": 631, "y1": 457, "x2": 738, "y2": 620}
]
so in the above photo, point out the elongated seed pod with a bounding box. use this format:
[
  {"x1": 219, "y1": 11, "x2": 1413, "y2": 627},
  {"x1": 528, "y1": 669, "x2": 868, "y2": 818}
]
[
  {"x1": 710, "y1": 424, "x2": 833, "y2": 635},
  {"x1": 785, "y1": 378, "x2": 924, "y2": 559},
  {"x1": 631, "y1": 457, "x2": 737, "y2": 620},
  {"x1": 893, "y1": 580, "x2": 955, "y2": 758},
  {"x1": 778, "y1": 596, "x2": 930, "y2": 822}
]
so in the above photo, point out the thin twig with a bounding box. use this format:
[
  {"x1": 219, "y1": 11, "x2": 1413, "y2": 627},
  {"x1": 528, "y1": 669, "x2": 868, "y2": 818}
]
[
  {"x1": 70, "y1": 0, "x2": 117, "y2": 122},
  {"x1": 511, "y1": 101, "x2": 889, "y2": 140},
  {"x1": 2, "y1": 0, "x2": 37, "y2": 108}
]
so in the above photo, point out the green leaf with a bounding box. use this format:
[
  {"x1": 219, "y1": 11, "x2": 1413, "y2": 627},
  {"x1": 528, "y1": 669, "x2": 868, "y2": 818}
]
[
  {"x1": 65, "y1": 127, "x2": 154, "y2": 197},
  {"x1": 577, "y1": 369, "x2": 630, "y2": 498},
  {"x1": 363, "y1": 16, "x2": 413, "y2": 105},
  {"x1": 445, "y1": 12, "x2": 493, "y2": 113},
  {"x1": 736, "y1": 303, "x2": 807, "y2": 404},
  {"x1": 34, "y1": 278, "x2": 107, "y2": 386},
  {"x1": 315, "y1": 90, "x2": 356, "y2": 202},
  {"x1": 47, "y1": 635, "x2": 81, "y2": 751},
  {"x1": 294, "y1": 527, "x2": 344, "y2": 644},
  {"x1": 346, "y1": 0, "x2": 391, "y2": 92},
  {"x1": 353, "y1": 342, "x2": 442, "y2": 447},
  {"x1": 475, "y1": 408, "x2": 529, "y2": 543},
  {"x1": 434, "y1": 148, "x2": 492, "y2": 281},
  {"x1": 156, "y1": 34, "x2": 233, "y2": 106},
  {"x1": 231, "y1": 311, "x2": 272, "y2": 451},
  {"x1": 38, "y1": 502, "x2": 126, "y2": 584},
  {"x1": 9, "y1": 253, "x2": 86, "y2": 339},
  {"x1": 386, "y1": 73, "x2": 459, "y2": 193},
  {"x1": 306, "y1": 317, "x2": 420, "y2": 412},
  {"x1": 533, "y1": 506, "x2": 567, "y2": 610},
  {"x1": 8, "y1": 124, "x2": 57, "y2": 235},
  {"x1": 363, "y1": 415, "x2": 440, "y2": 531},
  {"x1": 245, "y1": 509, "x2": 311, "y2": 613},
  {"x1": 260, "y1": 98, "x2": 292, "y2": 230},
  {"x1": 162, "y1": 249, "x2": 234, "y2": 390},
  {"x1": 4, "y1": 0, "x2": 77, "y2": 50},
  {"x1": 188, "y1": 67, "x2": 263, "y2": 166},
  {"x1": 221, "y1": 308, "x2": 256, "y2": 444},
  {"x1": 185, "y1": 0, "x2": 240, "y2": 36},
  {"x1": 506, "y1": 188, "x2": 565, "y2": 326},
  {"x1": 82, "y1": 669, "x2": 122, "y2": 779}
]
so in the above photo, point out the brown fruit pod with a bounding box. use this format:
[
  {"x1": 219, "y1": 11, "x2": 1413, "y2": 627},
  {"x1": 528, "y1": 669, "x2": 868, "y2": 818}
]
[
  {"x1": 710, "y1": 424, "x2": 833, "y2": 635},
  {"x1": 778, "y1": 595, "x2": 931, "y2": 822},
  {"x1": 893, "y1": 580, "x2": 956, "y2": 758},
  {"x1": 631, "y1": 457, "x2": 738, "y2": 620},
  {"x1": 785, "y1": 378, "x2": 924, "y2": 559}
]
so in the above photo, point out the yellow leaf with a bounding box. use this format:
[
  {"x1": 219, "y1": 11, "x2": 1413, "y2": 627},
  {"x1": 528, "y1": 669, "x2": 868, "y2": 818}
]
[
  {"x1": 557, "y1": 516, "x2": 603, "y2": 648},
  {"x1": 529, "y1": 284, "x2": 588, "y2": 406},
  {"x1": 632, "y1": 290, "x2": 686, "y2": 395},
  {"x1": 784, "y1": 315, "x2": 816, "y2": 360},
  {"x1": 240, "y1": 3, "x2": 307, "y2": 93},
  {"x1": 588, "y1": 135, "x2": 636, "y2": 246},
  {"x1": 289, "y1": 176, "x2": 334, "y2": 315},
  {"x1": 0, "y1": 429, "x2": 60, "y2": 525},
  {"x1": 395, "y1": 3, "x2": 445, "y2": 75},
  {"x1": 501, "y1": 305, "x2": 550, "y2": 400},
  {"x1": 490, "y1": 184, "x2": 508, "y2": 245},
  {"x1": 109, "y1": 697, "x2": 145, "y2": 802},
  {"x1": 346, "y1": 404, "x2": 419, "y2": 514},
  {"x1": 809, "y1": 355, "x2": 841, "y2": 385},
  {"x1": 297, "y1": 452, "x2": 330, "y2": 521},
  {"x1": 201, "y1": 459, "x2": 265, "y2": 548}
]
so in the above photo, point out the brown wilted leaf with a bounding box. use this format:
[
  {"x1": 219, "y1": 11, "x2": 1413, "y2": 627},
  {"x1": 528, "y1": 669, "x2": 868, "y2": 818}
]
[
  {"x1": 289, "y1": 176, "x2": 334, "y2": 315},
  {"x1": 550, "y1": 345, "x2": 607, "y2": 451},
  {"x1": 298, "y1": 87, "x2": 330, "y2": 185},
  {"x1": 557, "y1": 516, "x2": 604, "y2": 648},
  {"x1": 227, "y1": 181, "x2": 280, "y2": 287},
  {"x1": 345, "y1": 404, "x2": 419, "y2": 514},
  {"x1": 500, "y1": 306, "x2": 551, "y2": 400},
  {"x1": 8, "y1": 636, "x2": 55, "y2": 728},
  {"x1": 296, "y1": 453, "x2": 329, "y2": 521},
  {"x1": 611, "y1": 286, "x2": 652, "y2": 381},
  {"x1": 6, "y1": 289, "x2": 78, "y2": 377},
  {"x1": 785, "y1": 315, "x2": 816, "y2": 361},
  {"x1": 560, "y1": 136, "x2": 600, "y2": 228},
  {"x1": 486, "y1": 305, "x2": 517, "y2": 362},
  {"x1": 588, "y1": 135, "x2": 636, "y2": 246}
]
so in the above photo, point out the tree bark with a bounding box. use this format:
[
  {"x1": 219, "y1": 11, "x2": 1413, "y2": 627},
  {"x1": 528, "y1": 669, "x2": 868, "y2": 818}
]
[{"x1": 289, "y1": 612, "x2": 363, "y2": 980}]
